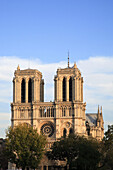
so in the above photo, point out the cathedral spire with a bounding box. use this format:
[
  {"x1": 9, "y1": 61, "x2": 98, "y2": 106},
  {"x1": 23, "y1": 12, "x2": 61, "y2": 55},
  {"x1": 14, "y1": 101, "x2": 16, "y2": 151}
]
[
  {"x1": 98, "y1": 105, "x2": 100, "y2": 114},
  {"x1": 17, "y1": 65, "x2": 20, "y2": 70},
  {"x1": 97, "y1": 105, "x2": 100, "y2": 120},
  {"x1": 97, "y1": 105, "x2": 101, "y2": 127},
  {"x1": 100, "y1": 106, "x2": 104, "y2": 122},
  {"x1": 68, "y1": 51, "x2": 69, "y2": 68},
  {"x1": 101, "y1": 106, "x2": 102, "y2": 115}
]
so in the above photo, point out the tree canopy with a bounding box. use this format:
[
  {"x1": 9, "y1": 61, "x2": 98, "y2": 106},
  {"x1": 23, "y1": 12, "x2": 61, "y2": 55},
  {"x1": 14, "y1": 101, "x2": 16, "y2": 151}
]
[
  {"x1": 0, "y1": 139, "x2": 8, "y2": 169},
  {"x1": 76, "y1": 136, "x2": 101, "y2": 170},
  {"x1": 5, "y1": 124, "x2": 46, "y2": 170},
  {"x1": 102, "y1": 125, "x2": 113, "y2": 170},
  {"x1": 47, "y1": 134, "x2": 101, "y2": 170}
]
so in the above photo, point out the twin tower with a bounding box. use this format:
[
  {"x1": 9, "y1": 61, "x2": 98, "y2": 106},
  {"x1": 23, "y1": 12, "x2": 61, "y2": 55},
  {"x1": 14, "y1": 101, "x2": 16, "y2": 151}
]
[{"x1": 11, "y1": 62, "x2": 104, "y2": 144}]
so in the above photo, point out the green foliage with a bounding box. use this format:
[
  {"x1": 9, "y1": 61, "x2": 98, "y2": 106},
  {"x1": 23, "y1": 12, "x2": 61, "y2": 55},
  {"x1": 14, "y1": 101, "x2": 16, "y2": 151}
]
[
  {"x1": 103, "y1": 125, "x2": 113, "y2": 149},
  {"x1": 47, "y1": 134, "x2": 78, "y2": 164},
  {"x1": 47, "y1": 134, "x2": 101, "y2": 170},
  {"x1": 0, "y1": 140, "x2": 8, "y2": 169},
  {"x1": 5, "y1": 124, "x2": 46, "y2": 170},
  {"x1": 76, "y1": 137, "x2": 101, "y2": 170},
  {"x1": 102, "y1": 125, "x2": 113, "y2": 170}
]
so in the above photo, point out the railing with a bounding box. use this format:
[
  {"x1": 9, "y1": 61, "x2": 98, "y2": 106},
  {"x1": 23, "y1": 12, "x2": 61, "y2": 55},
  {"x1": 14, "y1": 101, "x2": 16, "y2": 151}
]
[
  {"x1": 12, "y1": 102, "x2": 74, "y2": 119},
  {"x1": 39, "y1": 102, "x2": 73, "y2": 118},
  {"x1": 40, "y1": 106, "x2": 55, "y2": 118}
]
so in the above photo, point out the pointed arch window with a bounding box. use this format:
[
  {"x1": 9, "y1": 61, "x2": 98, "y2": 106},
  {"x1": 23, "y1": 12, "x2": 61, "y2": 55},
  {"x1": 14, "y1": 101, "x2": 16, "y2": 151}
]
[
  {"x1": 69, "y1": 128, "x2": 73, "y2": 134},
  {"x1": 63, "y1": 77, "x2": 66, "y2": 101},
  {"x1": 63, "y1": 128, "x2": 67, "y2": 138},
  {"x1": 86, "y1": 121, "x2": 90, "y2": 136},
  {"x1": 40, "y1": 108, "x2": 42, "y2": 117},
  {"x1": 69, "y1": 77, "x2": 72, "y2": 101},
  {"x1": 69, "y1": 107, "x2": 72, "y2": 116},
  {"x1": 28, "y1": 78, "x2": 32, "y2": 103},
  {"x1": 21, "y1": 79, "x2": 25, "y2": 103},
  {"x1": 64, "y1": 108, "x2": 66, "y2": 116}
]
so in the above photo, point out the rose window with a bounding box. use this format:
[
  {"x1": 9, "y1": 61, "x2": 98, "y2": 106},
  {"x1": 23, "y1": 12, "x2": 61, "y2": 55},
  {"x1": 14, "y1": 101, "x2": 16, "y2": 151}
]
[{"x1": 41, "y1": 123, "x2": 54, "y2": 137}]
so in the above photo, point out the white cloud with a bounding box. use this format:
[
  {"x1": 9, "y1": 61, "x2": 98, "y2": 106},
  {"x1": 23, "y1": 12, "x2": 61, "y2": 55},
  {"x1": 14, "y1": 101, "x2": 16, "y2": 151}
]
[
  {"x1": 0, "y1": 113, "x2": 11, "y2": 138},
  {"x1": 0, "y1": 112, "x2": 10, "y2": 119},
  {"x1": 78, "y1": 56, "x2": 113, "y2": 74},
  {"x1": 0, "y1": 56, "x2": 40, "y2": 81},
  {"x1": 77, "y1": 57, "x2": 113, "y2": 127},
  {"x1": 0, "y1": 56, "x2": 113, "y2": 137},
  {"x1": 0, "y1": 113, "x2": 10, "y2": 129}
]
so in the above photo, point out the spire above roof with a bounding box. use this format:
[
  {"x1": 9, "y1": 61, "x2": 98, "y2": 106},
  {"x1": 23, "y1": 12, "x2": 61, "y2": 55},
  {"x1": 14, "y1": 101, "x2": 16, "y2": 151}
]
[
  {"x1": 73, "y1": 62, "x2": 77, "y2": 68},
  {"x1": 17, "y1": 65, "x2": 20, "y2": 70},
  {"x1": 97, "y1": 105, "x2": 100, "y2": 120},
  {"x1": 68, "y1": 51, "x2": 69, "y2": 68}
]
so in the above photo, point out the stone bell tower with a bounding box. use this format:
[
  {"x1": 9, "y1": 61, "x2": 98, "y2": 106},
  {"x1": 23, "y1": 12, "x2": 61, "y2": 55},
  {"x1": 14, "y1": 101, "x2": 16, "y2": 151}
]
[
  {"x1": 54, "y1": 62, "x2": 84, "y2": 103},
  {"x1": 11, "y1": 65, "x2": 44, "y2": 127},
  {"x1": 54, "y1": 61, "x2": 86, "y2": 137}
]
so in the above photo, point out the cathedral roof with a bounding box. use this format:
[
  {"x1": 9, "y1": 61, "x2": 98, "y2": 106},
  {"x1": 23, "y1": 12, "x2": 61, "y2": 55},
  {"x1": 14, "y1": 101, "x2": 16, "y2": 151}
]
[
  {"x1": 14, "y1": 67, "x2": 42, "y2": 77},
  {"x1": 56, "y1": 63, "x2": 81, "y2": 77},
  {"x1": 86, "y1": 114, "x2": 97, "y2": 126}
]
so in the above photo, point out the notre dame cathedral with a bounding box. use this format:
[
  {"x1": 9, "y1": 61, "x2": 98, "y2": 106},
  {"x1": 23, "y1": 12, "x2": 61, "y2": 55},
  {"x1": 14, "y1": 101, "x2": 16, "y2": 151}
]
[{"x1": 10, "y1": 59, "x2": 104, "y2": 169}]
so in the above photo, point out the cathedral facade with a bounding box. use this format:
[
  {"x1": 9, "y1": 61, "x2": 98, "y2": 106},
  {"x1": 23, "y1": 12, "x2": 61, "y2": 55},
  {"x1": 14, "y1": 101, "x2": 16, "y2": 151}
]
[
  {"x1": 10, "y1": 61, "x2": 104, "y2": 169},
  {"x1": 11, "y1": 61, "x2": 104, "y2": 144}
]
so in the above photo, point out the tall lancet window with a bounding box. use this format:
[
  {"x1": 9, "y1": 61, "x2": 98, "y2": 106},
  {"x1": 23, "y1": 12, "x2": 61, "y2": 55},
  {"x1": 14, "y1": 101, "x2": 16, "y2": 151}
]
[
  {"x1": 21, "y1": 79, "x2": 25, "y2": 103},
  {"x1": 63, "y1": 77, "x2": 66, "y2": 101},
  {"x1": 28, "y1": 78, "x2": 32, "y2": 103},
  {"x1": 63, "y1": 128, "x2": 67, "y2": 138},
  {"x1": 69, "y1": 77, "x2": 72, "y2": 101}
]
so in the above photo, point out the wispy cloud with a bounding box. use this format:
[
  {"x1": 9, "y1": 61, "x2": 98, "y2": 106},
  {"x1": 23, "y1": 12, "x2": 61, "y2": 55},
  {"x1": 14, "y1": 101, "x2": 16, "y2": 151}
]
[
  {"x1": 0, "y1": 112, "x2": 10, "y2": 138},
  {"x1": 0, "y1": 56, "x2": 113, "y2": 137},
  {"x1": 0, "y1": 113, "x2": 11, "y2": 120},
  {"x1": 78, "y1": 57, "x2": 113, "y2": 126}
]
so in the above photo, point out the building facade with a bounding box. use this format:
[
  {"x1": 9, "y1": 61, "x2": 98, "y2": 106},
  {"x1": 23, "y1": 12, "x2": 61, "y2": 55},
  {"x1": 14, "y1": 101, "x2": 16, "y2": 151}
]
[{"x1": 10, "y1": 62, "x2": 104, "y2": 168}]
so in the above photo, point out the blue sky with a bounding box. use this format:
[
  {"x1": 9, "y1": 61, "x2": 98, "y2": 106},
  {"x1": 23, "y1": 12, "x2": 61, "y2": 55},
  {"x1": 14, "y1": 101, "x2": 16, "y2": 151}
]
[
  {"x1": 0, "y1": 0, "x2": 113, "y2": 138},
  {"x1": 1, "y1": 0, "x2": 113, "y2": 62}
]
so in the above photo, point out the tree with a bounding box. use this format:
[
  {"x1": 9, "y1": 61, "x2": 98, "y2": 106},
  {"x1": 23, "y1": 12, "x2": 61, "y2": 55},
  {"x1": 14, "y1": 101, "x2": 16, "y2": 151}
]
[
  {"x1": 5, "y1": 124, "x2": 46, "y2": 170},
  {"x1": 102, "y1": 125, "x2": 113, "y2": 170},
  {"x1": 47, "y1": 134, "x2": 101, "y2": 170},
  {"x1": 47, "y1": 134, "x2": 79, "y2": 169},
  {"x1": 76, "y1": 137, "x2": 101, "y2": 170},
  {"x1": 0, "y1": 139, "x2": 8, "y2": 169},
  {"x1": 103, "y1": 125, "x2": 113, "y2": 149}
]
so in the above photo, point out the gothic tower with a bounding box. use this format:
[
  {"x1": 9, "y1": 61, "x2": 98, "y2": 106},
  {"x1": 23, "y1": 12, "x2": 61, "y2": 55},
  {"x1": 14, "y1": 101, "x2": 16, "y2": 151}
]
[
  {"x1": 54, "y1": 63, "x2": 86, "y2": 138},
  {"x1": 11, "y1": 66, "x2": 44, "y2": 127}
]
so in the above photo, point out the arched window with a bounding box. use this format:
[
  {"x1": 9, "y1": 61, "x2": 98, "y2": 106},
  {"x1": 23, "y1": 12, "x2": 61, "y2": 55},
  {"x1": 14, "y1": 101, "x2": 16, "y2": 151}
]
[
  {"x1": 21, "y1": 79, "x2": 25, "y2": 103},
  {"x1": 53, "y1": 108, "x2": 55, "y2": 117},
  {"x1": 63, "y1": 77, "x2": 66, "y2": 101},
  {"x1": 69, "y1": 128, "x2": 73, "y2": 134},
  {"x1": 69, "y1": 77, "x2": 72, "y2": 101},
  {"x1": 47, "y1": 107, "x2": 50, "y2": 117},
  {"x1": 44, "y1": 108, "x2": 47, "y2": 117},
  {"x1": 51, "y1": 107, "x2": 53, "y2": 117},
  {"x1": 63, "y1": 128, "x2": 67, "y2": 138},
  {"x1": 64, "y1": 108, "x2": 66, "y2": 116},
  {"x1": 69, "y1": 107, "x2": 72, "y2": 116},
  {"x1": 40, "y1": 109, "x2": 42, "y2": 117},
  {"x1": 86, "y1": 121, "x2": 90, "y2": 136},
  {"x1": 62, "y1": 108, "x2": 63, "y2": 117},
  {"x1": 28, "y1": 78, "x2": 32, "y2": 103}
]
